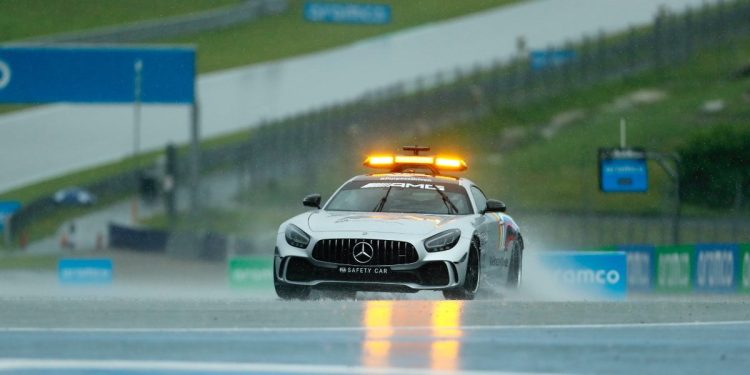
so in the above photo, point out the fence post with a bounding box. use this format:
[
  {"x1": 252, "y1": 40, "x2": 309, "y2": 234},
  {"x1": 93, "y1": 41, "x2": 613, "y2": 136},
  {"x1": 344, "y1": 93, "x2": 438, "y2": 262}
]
[
  {"x1": 563, "y1": 41, "x2": 574, "y2": 89},
  {"x1": 627, "y1": 27, "x2": 637, "y2": 74},
  {"x1": 717, "y1": 0, "x2": 727, "y2": 44},
  {"x1": 666, "y1": 11, "x2": 678, "y2": 66},
  {"x1": 595, "y1": 31, "x2": 606, "y2": 81},
  {"x1": 683, "y1": 7, "x2": 694, "y2": 60},
  {"x1": 579, "y1": 35, "x2": 591, "y2": 85},
  {"x1": 3, "y1": 214, "x2": 11, "y2": 248},
  {"x1": 653, "y1": 9, "x2": 665, "y2": 71}
]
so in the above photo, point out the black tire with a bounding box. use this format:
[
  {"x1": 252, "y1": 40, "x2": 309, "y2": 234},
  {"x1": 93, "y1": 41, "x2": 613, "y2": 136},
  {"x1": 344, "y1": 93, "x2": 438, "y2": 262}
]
[
  {"x1": 506, "y1": 241, "x2": 523, "y2": 288},
  {"x1": 274, "y1": 258, "x2": 311, "y2": 300},
  {"x1": 443, "y1": 241, "x2": 480, "y2": 300},
  {"x1": 275, "y1": 281, "x2": 311, "y2": 300}
]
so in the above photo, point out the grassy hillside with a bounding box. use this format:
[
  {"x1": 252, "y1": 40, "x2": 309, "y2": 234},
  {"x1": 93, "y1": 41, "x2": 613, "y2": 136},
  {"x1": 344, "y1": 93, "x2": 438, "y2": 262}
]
[
  {"x1": 0, "y1": 0, "x2": 525, "y2": 204},
  {"x1": 1, "y1": 0, "x2": 523, "y2": 73},
  {"x1": 432, "y1": 41, "x2": 750, "y2": 216},
  {"x1": 165, "y1": 0, "x2": 523, "y2": 72},
  {"x1": 196, "y1": 37, "x2": 750, "y2": 243},
  {"x1": 0, "y1": 0, "x2": 239, "y2": 42}
]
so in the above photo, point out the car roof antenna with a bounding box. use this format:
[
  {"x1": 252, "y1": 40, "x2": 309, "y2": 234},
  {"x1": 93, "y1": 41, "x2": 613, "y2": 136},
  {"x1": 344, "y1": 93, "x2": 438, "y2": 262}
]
[{"x1": 402, "y1": 145, "x2": 430, "y2": 155}]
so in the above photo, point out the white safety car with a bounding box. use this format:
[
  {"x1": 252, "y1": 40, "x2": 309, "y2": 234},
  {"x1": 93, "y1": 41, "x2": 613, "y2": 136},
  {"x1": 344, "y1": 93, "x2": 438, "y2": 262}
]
[{"x1": 273, "y1": 146, "x2": 523, "y2": 300}]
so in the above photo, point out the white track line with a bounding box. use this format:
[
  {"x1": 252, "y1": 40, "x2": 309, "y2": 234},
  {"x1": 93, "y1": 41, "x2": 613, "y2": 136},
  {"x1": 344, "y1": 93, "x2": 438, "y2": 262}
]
[
  {"x1": 0, "y1": 359, "x2": 546, "y2": 375},
  {"x1": 2, "y1": 320, "x2": 749, "y2": 334}
]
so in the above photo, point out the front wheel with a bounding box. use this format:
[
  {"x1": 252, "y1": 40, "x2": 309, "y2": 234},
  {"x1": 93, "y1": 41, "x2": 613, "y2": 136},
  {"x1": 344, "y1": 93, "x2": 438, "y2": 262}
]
[
  {"x1": 506, "y1": 241, "x2": 523, "y2": 288},
  {"x1": 443, "y1": 242, "x2": 480, "y2": 300},
  {"x1": 274, "y1": 257, "x2": 311, "y2": 300},
  {"x1": 275, "y1": 281, "x2": 311, "y2": 300}
]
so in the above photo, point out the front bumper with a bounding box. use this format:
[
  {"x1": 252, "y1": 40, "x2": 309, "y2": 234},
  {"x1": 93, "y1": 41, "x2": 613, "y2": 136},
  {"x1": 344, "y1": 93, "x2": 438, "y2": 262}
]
[
  {"x1": 275, "y1": 230, "x2": 471, "y2": 292},
  {"x1": 276, "y1": 256, "x2": 460, "y2": 291}
]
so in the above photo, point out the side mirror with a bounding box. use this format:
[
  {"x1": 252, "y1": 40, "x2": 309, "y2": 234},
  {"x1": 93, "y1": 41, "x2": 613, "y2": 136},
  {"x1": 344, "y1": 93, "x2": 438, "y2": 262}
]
[
  {"x1": 302, "y1": 194, "x2": 321, "y2": 209},
  {"x1": 483, "y1": 199, "x2": 506, "y2": 213}
]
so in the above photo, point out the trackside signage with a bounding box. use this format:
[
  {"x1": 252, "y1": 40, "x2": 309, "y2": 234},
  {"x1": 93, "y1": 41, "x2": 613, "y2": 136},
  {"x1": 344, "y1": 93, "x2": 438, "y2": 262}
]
[
  {"x1": 537, "y1": 251, "x2": 627, "y2": 300},
  {"x1": 0, "y1": 46, "x2": 195, "y2": 104},
  {"x1": 530, "y1": 49, "x2": 576, "y2": 70},
  {"x1": 598, "y1": 148, "x2": 648, "y2": 193},
  {"x1": 304, "y1": 2, "x2": 391, "y2": 25},
  {"x1": 58, "y1": 259, "x2": 113, "y2": 285},
  {"x1": 694, "y1": 244, "x2": 738, "y2": 292},
  {"x1": 0, "y1": 201, "x2": 21, "y2": 231},
  {"x1": 741, "y1": 245, "x2": 750, "y2": 293},
  {"x1": 228, "y1": 257, "x2": 273, "y2": 289},
  {"x1": 654, "y1": 246, "x2": 692, "y2": 293},
  {"x1": 617, "y1": 244, "x2": 654, "y2": 291}
]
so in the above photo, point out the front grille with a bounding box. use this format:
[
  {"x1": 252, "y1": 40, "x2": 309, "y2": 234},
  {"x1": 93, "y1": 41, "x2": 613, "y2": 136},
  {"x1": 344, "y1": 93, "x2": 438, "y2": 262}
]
[{"x1": 312, "y1": 238, "x2": 418, "y2": 266}]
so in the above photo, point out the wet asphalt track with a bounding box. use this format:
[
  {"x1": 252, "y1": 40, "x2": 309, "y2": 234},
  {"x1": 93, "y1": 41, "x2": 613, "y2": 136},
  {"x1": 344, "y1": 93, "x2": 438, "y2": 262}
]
[{"x1": 1, "y1": 297, "x2": 749, "y2": 374}]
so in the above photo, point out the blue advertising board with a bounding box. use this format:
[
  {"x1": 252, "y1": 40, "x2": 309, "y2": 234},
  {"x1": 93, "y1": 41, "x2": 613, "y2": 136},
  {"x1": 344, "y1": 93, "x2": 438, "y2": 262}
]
[
  {"x1": 0, "y1": 201, "x2": 21, "y2": 231},
  {"x1": 617, "y1": 244, "x2": 655, "y2": 291},
  {"x1": 694, "y1": 243, "x2": 738, "y2": 292},
  {"x1": 304, "y1": 2, "x2": 391, "y2": 25},
  {"x1": 530, "y1": 49, "x2": 576, "y2": 70},
  {"x1": 537, "y1": 251, "x2": 627, "y2": 300},
  {"x1": 599, "y1": 148, "x2": 648, "y2": 193},
  {"x1": 58, "y1": 259, "x2": 113, "y2": 285},
  {"x1": 0, "y1": 46, "x2": 194, "y2": 104}
]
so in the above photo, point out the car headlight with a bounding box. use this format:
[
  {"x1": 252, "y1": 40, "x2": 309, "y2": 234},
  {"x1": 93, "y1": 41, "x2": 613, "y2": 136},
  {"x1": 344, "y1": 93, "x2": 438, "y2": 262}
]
[
  {"x1": 424, "y1": 229, "x2": 461, "y2": 252},
  {"x1": 285, "y1": 224, "x2": 310, "y2": 249}
]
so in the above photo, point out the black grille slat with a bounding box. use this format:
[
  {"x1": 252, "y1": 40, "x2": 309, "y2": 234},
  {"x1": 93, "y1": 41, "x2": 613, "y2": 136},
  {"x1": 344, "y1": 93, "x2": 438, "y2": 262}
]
[{"x1": 311, "y1": 238, "x2": 418, "y2": 266}]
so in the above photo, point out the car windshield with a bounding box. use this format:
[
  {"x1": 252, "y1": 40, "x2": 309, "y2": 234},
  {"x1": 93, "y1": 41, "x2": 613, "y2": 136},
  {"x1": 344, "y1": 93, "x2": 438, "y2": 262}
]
[{"x1": 325, "y1": 180, "x2": 473, "y2": 215}]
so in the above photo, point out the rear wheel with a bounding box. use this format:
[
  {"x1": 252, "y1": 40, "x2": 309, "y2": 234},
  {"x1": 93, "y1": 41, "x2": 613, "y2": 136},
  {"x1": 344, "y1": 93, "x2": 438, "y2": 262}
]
[
  {"x1": 443, "y1": 241, "x2": 480, "y2": 300},
  {"x1": 506, "y1": 241, "x2": 523, "y2": 288},
  {"x1": 274, "y1": 257, "x2": 311, "y2": 300}
]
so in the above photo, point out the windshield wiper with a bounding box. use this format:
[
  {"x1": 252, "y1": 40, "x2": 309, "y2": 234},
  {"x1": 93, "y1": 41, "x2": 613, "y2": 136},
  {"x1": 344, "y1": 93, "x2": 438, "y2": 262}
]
[
  {"x1": 373, "y1": 185, "x2": 393, "y2": 212},
  {"x1": 434, "y1": 187, "x2": 458, "y2": 214}
]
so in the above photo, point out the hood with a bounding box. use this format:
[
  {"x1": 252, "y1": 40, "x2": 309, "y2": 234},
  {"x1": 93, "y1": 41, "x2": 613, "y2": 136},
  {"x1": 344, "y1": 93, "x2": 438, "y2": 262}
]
[{"x1": 308, "y1": 211, "x2": 459, "y2": 235}]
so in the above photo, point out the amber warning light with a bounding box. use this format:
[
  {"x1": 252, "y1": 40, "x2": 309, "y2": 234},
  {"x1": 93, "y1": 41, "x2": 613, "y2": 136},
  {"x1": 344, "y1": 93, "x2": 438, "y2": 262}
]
[{"x1": 363, "y1": 154, "x2": 467, "y2": 172}]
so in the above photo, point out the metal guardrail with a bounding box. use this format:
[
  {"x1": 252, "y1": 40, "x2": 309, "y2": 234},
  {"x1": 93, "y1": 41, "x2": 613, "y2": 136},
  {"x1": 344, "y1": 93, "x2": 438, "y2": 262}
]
[
  {"x1": 17, "y1": 0, "x2": 288, "y2": 44},
  {"x1": 516, "y1": 211, "x2": 750, "y2": 250}
]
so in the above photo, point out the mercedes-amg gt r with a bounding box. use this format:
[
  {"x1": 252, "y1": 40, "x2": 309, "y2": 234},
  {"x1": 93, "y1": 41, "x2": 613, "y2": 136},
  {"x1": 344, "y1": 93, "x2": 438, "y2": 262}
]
[{"x1": 273, "y1": 147, "x2": 523, "y2": 300}]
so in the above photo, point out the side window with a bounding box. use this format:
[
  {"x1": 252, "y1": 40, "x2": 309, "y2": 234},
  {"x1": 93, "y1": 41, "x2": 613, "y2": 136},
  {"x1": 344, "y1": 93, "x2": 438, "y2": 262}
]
[{"x1": 470, "y1": 186, "x2": 487, "y2": 214}]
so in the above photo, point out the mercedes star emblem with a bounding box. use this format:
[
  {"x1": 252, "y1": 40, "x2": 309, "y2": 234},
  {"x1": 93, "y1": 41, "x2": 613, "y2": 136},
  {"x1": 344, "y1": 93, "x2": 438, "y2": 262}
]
[{"x1": 352, "y1": 241, "x2": 374, "y2": 264}]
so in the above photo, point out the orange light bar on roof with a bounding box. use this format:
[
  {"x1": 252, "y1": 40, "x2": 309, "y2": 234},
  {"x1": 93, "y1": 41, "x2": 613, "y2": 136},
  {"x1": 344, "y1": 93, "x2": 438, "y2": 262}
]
[
  {"x1": 364, "y1": 154, "x2": 468, "y2": 171},
  {"x1": 363, "y1": 155, "x2": 395, "y2": 168},
  {"x1": 394, "y1": 155, "x2": 434, "y2": 164},
  {"x1": 434, "y1": 157, "x2": 467, "y2": 171}
]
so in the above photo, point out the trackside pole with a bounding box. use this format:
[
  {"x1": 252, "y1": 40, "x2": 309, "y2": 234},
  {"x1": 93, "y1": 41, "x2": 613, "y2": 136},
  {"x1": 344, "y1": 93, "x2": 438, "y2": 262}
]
[
  {"x1": 189, "y1": 100, "x2": 201, "y2": 215},
  {"x1": 132, "y1": 59, "x2": 143, "y2": 224},
  {"x1": 648, "y1": 151, "x2": 682, "y2": 245},
  {"x1": 3, "y1": 215, "x2": 10, "y2": 248},
  {"x1": 611, "y1": 119, "x2": 681, "y2": 244}
]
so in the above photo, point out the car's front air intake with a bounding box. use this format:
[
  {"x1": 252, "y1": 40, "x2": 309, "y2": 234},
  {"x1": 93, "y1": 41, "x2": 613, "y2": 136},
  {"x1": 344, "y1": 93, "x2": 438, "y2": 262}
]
[{"x1": 312, "y1": 238, "x2": 418, "y2": 265}]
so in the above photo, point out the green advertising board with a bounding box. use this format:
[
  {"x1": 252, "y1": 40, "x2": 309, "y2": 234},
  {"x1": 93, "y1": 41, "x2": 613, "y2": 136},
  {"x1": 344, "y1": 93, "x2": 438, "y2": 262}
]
[
  {"x1": 228, "y1": 257, "x2": 273, "y2": 289},
  {"x1": 654, "y1": 245, "x2": 693, "y2": 293},
  {"x1": 740, "y1": 245, "x2": 750, "y2": 293}
]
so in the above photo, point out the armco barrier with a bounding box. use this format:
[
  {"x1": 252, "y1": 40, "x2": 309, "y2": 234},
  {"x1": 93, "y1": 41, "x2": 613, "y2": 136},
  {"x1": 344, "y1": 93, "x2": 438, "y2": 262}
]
[
  {"x1": 654, "y1": 245, "x2": 693, "y2": 293},
  {"x1": 108, "y1": 223, "x2": 169, "y2": 253},
  {"x1": 617, "y1": 245, "x2": 654, "y2": 292},
  {"x1": 741, "y1": 245, "x2": 750, "y2": 293},
  {"x1": 605, "y1": 243, "x2": 750, "y2": 293},
  {"x1": 24, "y1": 0, "x2": 288, "y2": 44},
  {"x1": 527, "y1": 251, "x2": 627, "y2": 301},
  {"x1": 228, "y1": 257, "x2": 273, "y2": 289},
  {"x1": 58, "y1": 258, "x2": 113, "y2": 285},
  {"x1": 694, "y1": 244, "x2": 739, "y2": 293}
]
